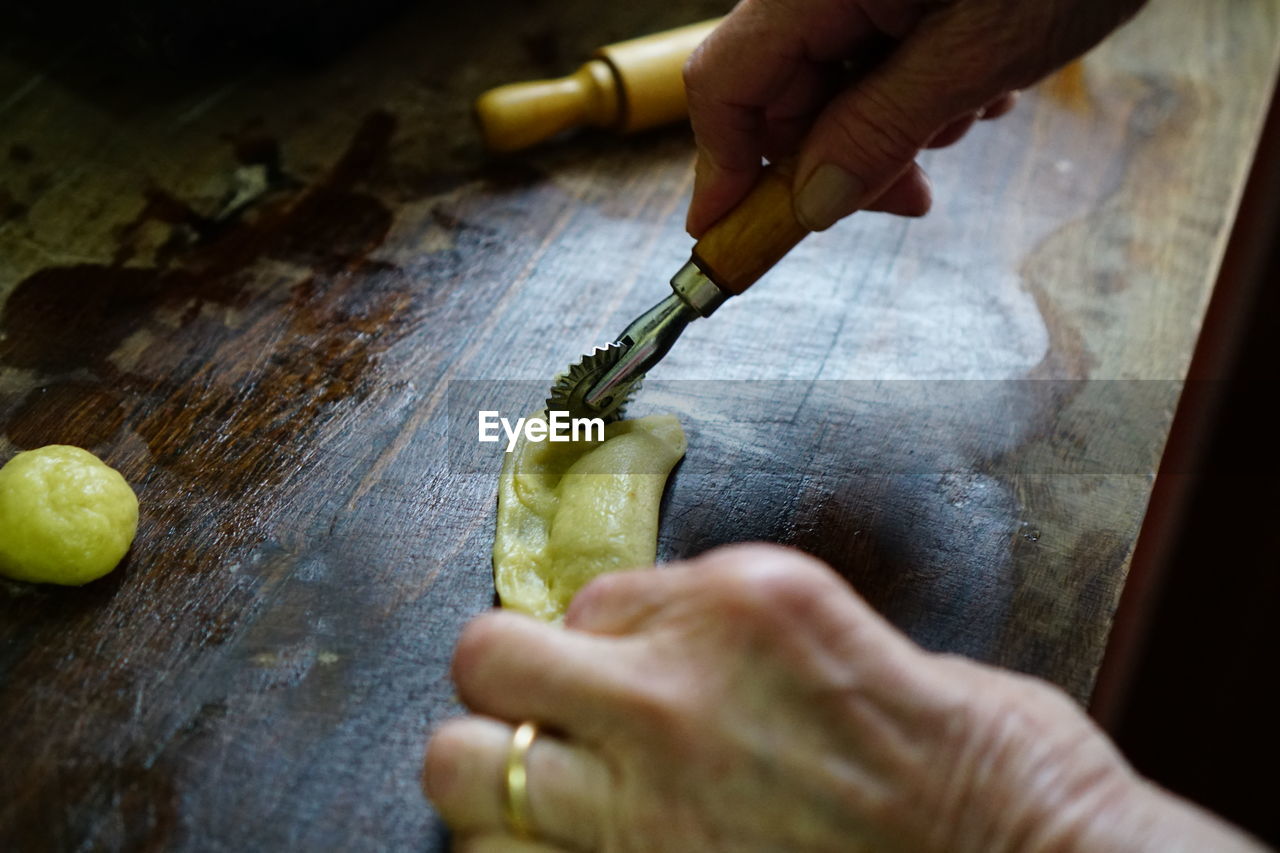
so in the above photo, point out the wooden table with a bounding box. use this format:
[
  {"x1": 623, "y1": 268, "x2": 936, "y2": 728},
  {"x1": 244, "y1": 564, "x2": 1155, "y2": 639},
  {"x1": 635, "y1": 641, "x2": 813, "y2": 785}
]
[{"x1": 2, "y1": 0, "x2": 1277, "y2": 848}]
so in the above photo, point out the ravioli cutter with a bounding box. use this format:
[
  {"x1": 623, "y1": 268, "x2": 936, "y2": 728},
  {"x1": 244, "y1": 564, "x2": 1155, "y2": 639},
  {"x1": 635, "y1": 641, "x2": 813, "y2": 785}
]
[{"x1": 546, "y1": 162, "x2": 810, "y2": 421}]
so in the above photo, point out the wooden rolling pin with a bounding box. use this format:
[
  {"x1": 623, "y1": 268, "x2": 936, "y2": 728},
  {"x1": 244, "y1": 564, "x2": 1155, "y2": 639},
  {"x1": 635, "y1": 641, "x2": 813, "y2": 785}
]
[{"x1": 474, "y1": 18, "x2": 722, "y2": 152}]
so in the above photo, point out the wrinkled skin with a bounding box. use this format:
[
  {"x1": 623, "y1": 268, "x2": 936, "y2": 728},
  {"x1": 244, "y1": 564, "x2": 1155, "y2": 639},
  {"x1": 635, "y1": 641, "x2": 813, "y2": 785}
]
[
  {"x1": 425, "y1": 545, "x2": 1263, "y2": 852},
  {"x1": 682, "y1": 0, "x2": 1149, "y2": 235}
]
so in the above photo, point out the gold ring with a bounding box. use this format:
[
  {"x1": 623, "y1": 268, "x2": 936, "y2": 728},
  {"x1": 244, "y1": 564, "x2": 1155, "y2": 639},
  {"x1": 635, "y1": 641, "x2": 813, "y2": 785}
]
[{"x1": 504, "y1": 721, "x2": 539, "y2": 839}]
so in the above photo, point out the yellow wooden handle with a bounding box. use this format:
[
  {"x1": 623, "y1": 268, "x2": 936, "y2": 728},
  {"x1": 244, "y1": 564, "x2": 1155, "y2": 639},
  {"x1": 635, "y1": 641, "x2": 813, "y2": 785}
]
[
  {"x1": 691, "y1": 162, "x2": 810, "y2": 295},
  {"x1": 474, "y1": 18, "x2": 722, "y2": 152},
  {"x1": 474, "y1": 60, "x2": 620, "y2": 153},
  {"x1": 596, "y1": 18, "x2": 722, "y2": 132}
]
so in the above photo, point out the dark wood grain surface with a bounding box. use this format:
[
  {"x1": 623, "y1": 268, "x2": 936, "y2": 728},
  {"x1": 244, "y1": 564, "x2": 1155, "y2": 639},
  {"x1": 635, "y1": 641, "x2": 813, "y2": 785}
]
[{"x1": 2, "y1": 0, "x2": 1278, "y2": 849}]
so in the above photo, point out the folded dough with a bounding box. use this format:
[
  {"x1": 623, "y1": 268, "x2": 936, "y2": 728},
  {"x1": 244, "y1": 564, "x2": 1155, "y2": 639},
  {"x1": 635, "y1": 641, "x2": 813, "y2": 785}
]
[{"x1": 494, "y1": 413, "x2": 686, "y2": 621}]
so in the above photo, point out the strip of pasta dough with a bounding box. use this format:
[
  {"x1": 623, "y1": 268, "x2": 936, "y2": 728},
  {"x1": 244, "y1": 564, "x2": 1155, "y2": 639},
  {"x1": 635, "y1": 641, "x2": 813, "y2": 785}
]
[{"x1": 494, "y1": 413, "x2": 686, "y2": 621}]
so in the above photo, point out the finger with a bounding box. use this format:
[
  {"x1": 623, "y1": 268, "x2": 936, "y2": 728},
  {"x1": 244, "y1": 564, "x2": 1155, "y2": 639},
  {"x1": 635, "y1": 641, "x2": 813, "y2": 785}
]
[
  {"x1": 425, "y1": 716, "x2": 608, "y2": 850},
  {"x1": 794, "y1": 0, "x2": 1139, "y2": 231},
  {"x1": 687, "y1": 142, "x2": 761, "y2": 238},
  {"x1": 979, "y1": 91, "x2": 1018, "y2": 120},
  {"x1": 451, "y1": 610, "x2": 637, "y2": 738},
  {"x1": 794, "y1": 8, "x2": 1025, "y2": 230},
  {"x1": 569, "y1": 542, "x2": 908, "y2": 641},
  {"x1": 453, "y1": 833, "x2": 569, "y2": 852},
  {"x1": 564, "y1": 567, "x2": 684, "y2": 635},
  {"x1": 925, "y1": 112, "x2": 978, "y2": 149},
  {"x1": 683, "y1": 0, "x2": 878, "y2": 236},
  {"x1": 864, "y1": 162, "x2": 931, "y2": 217},
  {"x1": 759, "y1": 61, "x2": 843, "y2": 162}
]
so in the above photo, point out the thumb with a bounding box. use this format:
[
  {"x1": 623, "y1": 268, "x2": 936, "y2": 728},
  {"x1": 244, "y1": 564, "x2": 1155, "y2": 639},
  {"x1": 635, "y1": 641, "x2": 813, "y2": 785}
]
[{"x1": 793, "y1": 14, "x2": 1011, "y2": 231}]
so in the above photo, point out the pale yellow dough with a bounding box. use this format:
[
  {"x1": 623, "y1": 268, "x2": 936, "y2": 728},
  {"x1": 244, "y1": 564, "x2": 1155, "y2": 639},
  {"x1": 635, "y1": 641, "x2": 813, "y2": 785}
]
[
  {"x1": 0, "y1": 445, "x2": 139, "y2": 586},
  {"x1": 494, "y1": 414, "x2": 686, "y2": 621}
]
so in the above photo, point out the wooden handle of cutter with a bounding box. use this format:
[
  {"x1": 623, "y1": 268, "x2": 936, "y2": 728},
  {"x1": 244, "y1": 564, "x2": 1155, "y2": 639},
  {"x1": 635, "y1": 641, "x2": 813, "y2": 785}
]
[
  {"x1": 691, "y1": 162, "x2": 810, "y2": 295},
  {"x1": 474, "y1": 18, "x2": 722, "y2": 152}
]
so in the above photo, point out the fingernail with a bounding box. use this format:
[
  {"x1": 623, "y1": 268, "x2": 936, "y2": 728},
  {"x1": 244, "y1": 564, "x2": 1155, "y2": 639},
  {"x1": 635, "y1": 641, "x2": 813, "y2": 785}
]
[{"x1": 796, "y1": 164, "x2": 864, "y2": 231}]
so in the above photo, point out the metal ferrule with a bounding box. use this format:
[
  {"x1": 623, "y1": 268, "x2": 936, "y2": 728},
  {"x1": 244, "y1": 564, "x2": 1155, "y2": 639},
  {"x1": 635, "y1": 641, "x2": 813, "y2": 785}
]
[
  {"x1": 671, "y1": 259, "x2": 729, "y2": 316},
  {"x1": 583, "y1": 257, "x2": 731, "y2": 409}
]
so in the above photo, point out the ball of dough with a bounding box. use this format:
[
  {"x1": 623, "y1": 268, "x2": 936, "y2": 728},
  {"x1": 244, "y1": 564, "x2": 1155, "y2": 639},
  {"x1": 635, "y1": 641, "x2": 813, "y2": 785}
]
[{"x1": 0, "y1": 445, "x2": 139, "y2": 586}]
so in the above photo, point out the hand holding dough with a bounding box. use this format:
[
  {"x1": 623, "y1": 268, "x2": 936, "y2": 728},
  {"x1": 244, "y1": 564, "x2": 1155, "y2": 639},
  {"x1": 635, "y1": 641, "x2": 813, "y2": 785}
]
[{"x1": 494, "y1": 414, "x2": 686, "y2": 620}]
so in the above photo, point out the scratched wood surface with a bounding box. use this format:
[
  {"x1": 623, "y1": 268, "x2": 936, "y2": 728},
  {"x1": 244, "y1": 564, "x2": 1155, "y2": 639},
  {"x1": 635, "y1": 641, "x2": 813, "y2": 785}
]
[{"x1": 1, "y1": 0, "x2": 1278, "y2": 849}]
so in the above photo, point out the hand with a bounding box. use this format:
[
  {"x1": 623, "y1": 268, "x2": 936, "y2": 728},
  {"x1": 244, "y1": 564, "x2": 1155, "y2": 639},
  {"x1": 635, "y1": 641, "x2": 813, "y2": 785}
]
[
  {"x1": 424, "y1": 544, "x2": 1263, "y2": 851},
  {"x1": 683, "y1": 0, "x2": 1148, "y2": 235}
]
